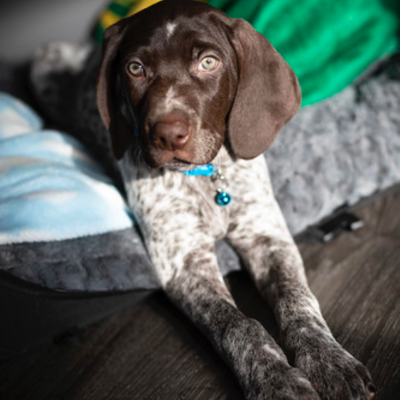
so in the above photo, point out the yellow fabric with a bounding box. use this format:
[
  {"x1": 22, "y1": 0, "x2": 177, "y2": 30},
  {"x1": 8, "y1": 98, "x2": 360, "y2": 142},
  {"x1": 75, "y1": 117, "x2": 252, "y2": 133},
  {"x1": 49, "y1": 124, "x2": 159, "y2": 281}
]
[{"x1": 99, "y1": 9, "x2": 121, "y2": 29}]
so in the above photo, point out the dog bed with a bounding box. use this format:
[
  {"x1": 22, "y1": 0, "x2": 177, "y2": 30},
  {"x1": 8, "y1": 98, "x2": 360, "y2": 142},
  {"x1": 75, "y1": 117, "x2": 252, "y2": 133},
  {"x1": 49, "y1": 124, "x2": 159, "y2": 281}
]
[
  {"x1": 2, "y1": 54, "x2": 400, "y2": 293},
  {"x1": 0, "y1": 89, "x2": 240, "y2": 356},
  {"x1": 1, "y1": 0, "x2": 400, "y2": 354}
]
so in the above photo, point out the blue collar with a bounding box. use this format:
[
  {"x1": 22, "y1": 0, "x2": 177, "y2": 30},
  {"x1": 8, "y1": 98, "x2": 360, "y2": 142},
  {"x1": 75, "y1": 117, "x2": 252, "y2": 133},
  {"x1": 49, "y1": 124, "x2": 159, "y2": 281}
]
[
  {"x1": 183, "y1": 164, "x2": 216, "y2": 177},
  {"x1": 182, "y1": 163, "x2": 231, "y2": 206}
]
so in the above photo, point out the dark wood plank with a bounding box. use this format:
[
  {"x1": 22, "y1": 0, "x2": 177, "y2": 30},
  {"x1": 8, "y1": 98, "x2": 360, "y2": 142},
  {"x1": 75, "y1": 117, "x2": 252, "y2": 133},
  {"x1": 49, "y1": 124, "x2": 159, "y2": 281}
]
[
  {"x1": 298, "y1": 187, "x2": 400, "y2": 400},
  {"x1": 0, "y1": 186, "x2": 399, "y2": 400}
]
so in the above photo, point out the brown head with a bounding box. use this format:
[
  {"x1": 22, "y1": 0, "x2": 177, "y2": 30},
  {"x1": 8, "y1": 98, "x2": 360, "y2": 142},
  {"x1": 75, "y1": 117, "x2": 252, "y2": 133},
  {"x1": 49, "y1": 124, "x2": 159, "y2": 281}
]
[{"x1": 97, "y1": 0, "x2": 301, "y2": 169}]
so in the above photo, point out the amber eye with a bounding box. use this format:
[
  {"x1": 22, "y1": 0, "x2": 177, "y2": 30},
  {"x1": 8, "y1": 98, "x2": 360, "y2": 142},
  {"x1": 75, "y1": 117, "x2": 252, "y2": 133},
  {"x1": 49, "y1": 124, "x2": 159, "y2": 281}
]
[
  {"x1": 198, "y1": 56, "x2": 219, "y2": 72},
  {"x1": 127, "y1": 62, "x2": 145, "y2": 77}
]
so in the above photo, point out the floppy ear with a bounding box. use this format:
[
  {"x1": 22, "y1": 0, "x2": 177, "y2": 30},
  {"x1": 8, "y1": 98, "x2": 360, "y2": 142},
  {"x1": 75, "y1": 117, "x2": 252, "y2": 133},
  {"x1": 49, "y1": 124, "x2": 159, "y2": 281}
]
[
  {"x1": 228, "y1": 19, "x2": 301, "y2": 159},
  {"x1": 97, "y1": 20, "x2": 130, "y2": 160}
]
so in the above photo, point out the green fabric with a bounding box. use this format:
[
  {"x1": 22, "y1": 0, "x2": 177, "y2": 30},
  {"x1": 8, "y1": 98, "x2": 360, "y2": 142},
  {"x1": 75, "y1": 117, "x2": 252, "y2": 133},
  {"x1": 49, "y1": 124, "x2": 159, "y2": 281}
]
[
  {"x1": 95, "y1": 0, "x2": 399, "y2": 106},
  {"x1": 109, "y1": 2, "x2": 131, "y2": 16},
  {"x1": 209, "y1": 0, "x2": 399, "y2": 106}
]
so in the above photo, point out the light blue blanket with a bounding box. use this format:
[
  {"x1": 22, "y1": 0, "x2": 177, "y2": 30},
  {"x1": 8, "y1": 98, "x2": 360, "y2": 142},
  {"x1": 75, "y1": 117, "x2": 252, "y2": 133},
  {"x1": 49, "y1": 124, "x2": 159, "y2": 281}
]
[{"x1": 0, "y1": 93, "x2": 133, "y2": 244}]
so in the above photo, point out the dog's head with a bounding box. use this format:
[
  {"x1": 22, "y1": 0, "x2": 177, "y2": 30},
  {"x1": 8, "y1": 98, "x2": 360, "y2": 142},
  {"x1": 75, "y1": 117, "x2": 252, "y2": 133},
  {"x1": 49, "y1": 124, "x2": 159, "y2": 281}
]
[{"x1": 97, "y1": 0, "x2": 301, "y2": 169}]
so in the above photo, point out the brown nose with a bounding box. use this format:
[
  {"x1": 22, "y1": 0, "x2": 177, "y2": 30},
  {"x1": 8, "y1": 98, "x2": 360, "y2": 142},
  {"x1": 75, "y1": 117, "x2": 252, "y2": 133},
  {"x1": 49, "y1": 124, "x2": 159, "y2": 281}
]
[{"x1": 151, "y1": 117, "x2": 191, "y2": 151}]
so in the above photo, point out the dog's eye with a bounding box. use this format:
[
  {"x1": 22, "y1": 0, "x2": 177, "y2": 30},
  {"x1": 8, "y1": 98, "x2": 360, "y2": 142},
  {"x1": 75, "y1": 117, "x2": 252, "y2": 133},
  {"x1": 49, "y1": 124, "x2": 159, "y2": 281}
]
[
  {"x1": 127, "y1": 62, "x2": 145, "y2": 77},
  {"x1": 198, "y1": 56, "x2": 219, "y2": 72}
]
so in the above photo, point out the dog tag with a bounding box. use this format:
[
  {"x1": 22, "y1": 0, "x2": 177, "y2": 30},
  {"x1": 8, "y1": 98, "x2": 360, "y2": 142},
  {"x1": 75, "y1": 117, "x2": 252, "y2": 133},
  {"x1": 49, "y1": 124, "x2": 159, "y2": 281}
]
[{"x1": 215, "y1": 191, "x2": 231, "y2": 206}]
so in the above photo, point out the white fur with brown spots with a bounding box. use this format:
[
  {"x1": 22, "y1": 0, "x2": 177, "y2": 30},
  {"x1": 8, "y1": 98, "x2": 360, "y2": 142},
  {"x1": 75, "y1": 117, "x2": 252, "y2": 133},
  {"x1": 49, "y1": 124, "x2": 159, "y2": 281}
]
[{"x1": 30, "y1": 1, "x2": 376, "y2": 398}]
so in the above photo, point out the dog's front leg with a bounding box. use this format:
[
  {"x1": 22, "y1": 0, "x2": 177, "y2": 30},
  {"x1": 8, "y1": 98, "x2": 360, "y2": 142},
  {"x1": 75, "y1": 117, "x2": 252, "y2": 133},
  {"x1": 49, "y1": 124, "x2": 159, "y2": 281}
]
[
  {"x1": 152, "y1": 240, "x2": 319, "y2": 400},
  {"x1": 227, "y1": 156, "x2": 376, "y2": 400}
]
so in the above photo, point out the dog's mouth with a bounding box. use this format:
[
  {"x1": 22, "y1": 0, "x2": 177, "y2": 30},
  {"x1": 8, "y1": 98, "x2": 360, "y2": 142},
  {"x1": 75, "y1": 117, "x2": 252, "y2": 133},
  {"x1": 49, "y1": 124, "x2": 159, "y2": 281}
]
[
  {"x1": 151, "y1": 150, "x2": 222, "y2": 171},
  {"x1": 156, "y1": 154, "x2": 199, "y2": 171},
  {"x1": 142, "y1": 148, "x2": 192, "y2": 169},
  {"x1": 169, "y1": 157, "x2": 207, "y2": 172},
  {"x1": 145, "y1": 143, "x2": 217, "y2": 170},
  {"x1": 171, "y1": 157, "x2": 192, "y2": 166}
]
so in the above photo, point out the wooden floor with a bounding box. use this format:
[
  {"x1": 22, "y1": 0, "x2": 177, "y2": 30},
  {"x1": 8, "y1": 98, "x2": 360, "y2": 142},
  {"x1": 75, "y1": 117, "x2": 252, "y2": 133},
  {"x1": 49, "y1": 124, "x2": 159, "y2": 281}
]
[{"x1": 0, "y1": 187, "x2": 399, "y2": 400}]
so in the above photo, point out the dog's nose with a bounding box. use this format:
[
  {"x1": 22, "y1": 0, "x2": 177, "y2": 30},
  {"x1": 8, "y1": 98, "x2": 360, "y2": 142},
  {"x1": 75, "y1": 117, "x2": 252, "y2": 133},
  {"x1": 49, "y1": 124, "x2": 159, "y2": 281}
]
[{"x1": 152, "y1": 117, "x2": 191, "y2": 151}]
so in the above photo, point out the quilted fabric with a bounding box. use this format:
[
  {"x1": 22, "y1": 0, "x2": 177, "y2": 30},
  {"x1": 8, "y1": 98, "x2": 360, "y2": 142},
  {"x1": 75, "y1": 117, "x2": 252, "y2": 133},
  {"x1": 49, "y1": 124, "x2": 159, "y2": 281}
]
[{"x1": 0, "y1": 93, "x2": 134, "y2": 244}]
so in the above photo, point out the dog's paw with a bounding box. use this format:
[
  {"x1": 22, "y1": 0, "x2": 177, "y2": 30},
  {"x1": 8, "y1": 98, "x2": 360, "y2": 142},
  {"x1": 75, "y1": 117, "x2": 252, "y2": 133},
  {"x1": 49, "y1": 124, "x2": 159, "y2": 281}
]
[
  {"x1": 295, "y1": 333, "x2": 376, "y2": 400},
  {"x1": 244, "y1": 364, "x2": 320, "y2": 400}
]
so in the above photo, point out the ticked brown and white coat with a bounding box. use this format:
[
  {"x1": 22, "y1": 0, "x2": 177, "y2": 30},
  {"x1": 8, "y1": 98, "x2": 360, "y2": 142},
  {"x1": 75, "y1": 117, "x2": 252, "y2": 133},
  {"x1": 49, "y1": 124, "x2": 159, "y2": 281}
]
[{"x1": 31, "y1": 1, "x2": 376, "y2": 399}]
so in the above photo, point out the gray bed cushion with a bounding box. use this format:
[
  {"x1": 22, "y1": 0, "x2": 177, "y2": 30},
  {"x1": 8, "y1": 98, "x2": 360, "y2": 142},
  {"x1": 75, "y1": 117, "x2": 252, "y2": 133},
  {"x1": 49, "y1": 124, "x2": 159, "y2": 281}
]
[{"x1": 269, "y1": 56, "x2": 400, "y2": 235}]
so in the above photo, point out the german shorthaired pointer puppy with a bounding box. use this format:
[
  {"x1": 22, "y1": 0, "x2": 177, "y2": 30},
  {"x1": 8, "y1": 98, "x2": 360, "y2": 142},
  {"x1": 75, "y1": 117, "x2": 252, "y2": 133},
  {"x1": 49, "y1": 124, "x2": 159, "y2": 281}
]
[{"x1": 31, "y1": 0, "x2": 376, "y2": 399}]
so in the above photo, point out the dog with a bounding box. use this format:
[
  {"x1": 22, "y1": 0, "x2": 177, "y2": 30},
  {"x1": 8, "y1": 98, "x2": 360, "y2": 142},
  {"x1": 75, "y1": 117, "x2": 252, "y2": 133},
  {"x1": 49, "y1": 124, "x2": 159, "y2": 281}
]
[{"x1": 31, "y1": 0, "x2": 376, "y2": 399}]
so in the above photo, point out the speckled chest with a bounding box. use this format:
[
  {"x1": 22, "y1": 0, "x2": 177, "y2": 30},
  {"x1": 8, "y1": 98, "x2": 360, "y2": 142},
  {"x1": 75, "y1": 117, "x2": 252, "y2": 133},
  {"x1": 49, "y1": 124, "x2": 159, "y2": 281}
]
[
  {"x1": 119, "y1": 151, "x2": 271, "y2": 246},
  {"x1": 119, "y1": 160, "x2": 232, "y2": 241}
]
